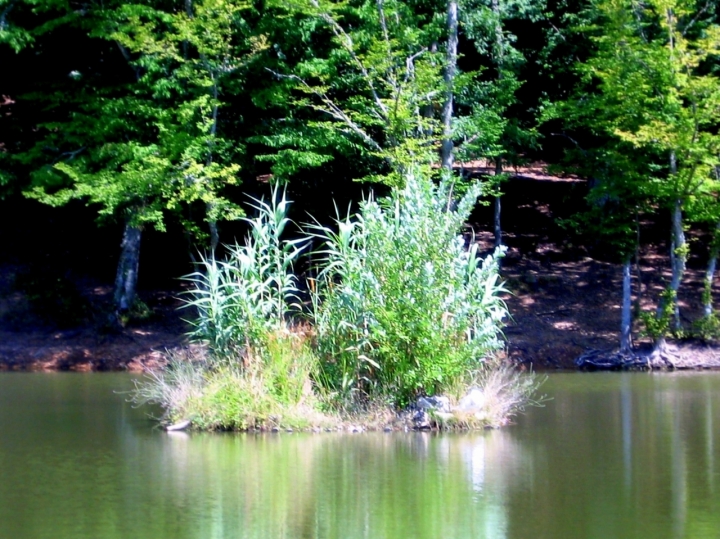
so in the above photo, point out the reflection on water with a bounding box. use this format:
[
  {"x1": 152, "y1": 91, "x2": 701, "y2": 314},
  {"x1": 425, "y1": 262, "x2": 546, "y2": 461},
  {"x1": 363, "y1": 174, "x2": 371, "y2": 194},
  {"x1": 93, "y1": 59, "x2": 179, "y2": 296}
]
[{"x1": 1, "y1": 372, "x2": 720, "y2": 539}]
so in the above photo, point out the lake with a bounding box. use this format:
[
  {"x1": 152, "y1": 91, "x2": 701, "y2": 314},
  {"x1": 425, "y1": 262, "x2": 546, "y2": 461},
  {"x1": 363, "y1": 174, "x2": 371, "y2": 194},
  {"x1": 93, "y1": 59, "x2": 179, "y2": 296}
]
[{"x1": 1, "y1": 371, "x2": 719, "y2": 538}]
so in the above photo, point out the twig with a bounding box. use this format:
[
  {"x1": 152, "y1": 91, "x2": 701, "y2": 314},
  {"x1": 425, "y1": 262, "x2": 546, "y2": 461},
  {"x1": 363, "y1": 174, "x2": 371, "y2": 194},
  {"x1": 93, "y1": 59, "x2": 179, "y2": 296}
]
[
  {"x1": 266, "y1": 68, "x2": 383, "y2": 153},
  {"x1": 310, "y1": 0, "x2": 389, "y2": 121}
]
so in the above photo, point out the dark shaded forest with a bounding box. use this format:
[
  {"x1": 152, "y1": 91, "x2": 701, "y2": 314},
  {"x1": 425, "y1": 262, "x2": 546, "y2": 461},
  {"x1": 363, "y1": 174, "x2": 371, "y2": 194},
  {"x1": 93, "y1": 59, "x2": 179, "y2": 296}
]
[{"x1": 1, "y1": 0, "x2": 720, "y2": 370}]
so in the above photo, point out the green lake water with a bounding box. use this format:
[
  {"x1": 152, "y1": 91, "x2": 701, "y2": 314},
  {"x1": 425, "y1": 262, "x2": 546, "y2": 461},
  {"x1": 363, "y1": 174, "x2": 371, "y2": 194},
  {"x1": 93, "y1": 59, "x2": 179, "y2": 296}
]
[{"x1": 1, "y1": 371, "x2": 719, "y2": 539}]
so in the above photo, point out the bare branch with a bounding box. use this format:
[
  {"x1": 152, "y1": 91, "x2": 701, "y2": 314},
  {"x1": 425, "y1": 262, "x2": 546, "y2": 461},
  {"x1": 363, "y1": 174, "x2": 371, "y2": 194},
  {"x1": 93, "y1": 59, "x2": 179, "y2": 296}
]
[
  {"x1": 550, "y1": 132, "x2": 588, "y2": 156},
  {"x1": 403, "y1": 49, "x2": 426, "y2": 85},
  {"x1": 115, "y1": 41, "x2": 143, "y2": 82},
  {"x1": 455, "y1": 133, "x2": 481, "y2": 152},
  {"x1": 309, "y1": 0, "x2": 389, "y2": 121},
  {"x1": 376, "y1": 0, "x2": 399, "y2": 94},
  {"x1": 57, "y1": 147, "x2": 86, "y2": 162},
  {"x1": 682, "y1": 0, "x2": 711, "y2": 37},
  {"x1": 266, "y1": 68, "x2": 383, "y2": 152}
]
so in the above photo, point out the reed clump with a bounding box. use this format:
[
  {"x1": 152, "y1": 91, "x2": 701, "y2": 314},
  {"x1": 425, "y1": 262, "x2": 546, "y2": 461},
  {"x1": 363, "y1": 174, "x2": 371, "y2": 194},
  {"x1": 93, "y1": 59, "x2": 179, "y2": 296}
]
[{"x1": 131, "y1": 174, "x2": 541, "y2": 431}]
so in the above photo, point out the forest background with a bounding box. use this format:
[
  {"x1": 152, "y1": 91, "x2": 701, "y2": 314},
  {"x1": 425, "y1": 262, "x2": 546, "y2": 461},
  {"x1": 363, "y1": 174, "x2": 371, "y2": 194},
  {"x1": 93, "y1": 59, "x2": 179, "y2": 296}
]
[{"x1": 1, "y1": 0, "x2": 720, "y2": 371}]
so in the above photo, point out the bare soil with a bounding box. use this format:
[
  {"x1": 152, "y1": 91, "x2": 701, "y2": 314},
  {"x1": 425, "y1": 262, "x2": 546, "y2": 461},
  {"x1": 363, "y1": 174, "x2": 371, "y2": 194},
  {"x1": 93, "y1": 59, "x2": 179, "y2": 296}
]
[
  {"x1": 2, "y1": 163, "x2": 720, "y2": 372},
  {"x1": 0, "y1": 270, "x2": 188, "y2": 371}
]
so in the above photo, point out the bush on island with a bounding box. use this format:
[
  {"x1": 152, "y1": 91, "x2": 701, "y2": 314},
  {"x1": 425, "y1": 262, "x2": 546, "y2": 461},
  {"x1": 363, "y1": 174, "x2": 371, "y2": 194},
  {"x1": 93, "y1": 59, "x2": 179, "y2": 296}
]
[{"x1": 132, "y1": 173, "x2": 541, "y2": 430}]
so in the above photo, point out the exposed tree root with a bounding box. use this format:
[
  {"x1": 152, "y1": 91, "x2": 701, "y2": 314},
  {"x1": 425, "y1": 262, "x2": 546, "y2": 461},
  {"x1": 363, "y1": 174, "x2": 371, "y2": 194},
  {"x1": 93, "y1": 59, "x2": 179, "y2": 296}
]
[
  {"x1": 647, "y1": 347, "x2": 680, "y2": 370},
  {"x1": 572, "y1": 340, "x2": 720, "y2": 370},
  {"x1": 575, "y1": 348, "x2": 676, "y2": 371}
]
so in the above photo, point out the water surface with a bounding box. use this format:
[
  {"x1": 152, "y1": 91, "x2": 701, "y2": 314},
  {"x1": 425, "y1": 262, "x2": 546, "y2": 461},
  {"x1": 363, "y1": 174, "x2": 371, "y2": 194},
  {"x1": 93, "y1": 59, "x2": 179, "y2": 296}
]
[{"x1": 1, "y1": 372, "x2": 719, "y2": 538}]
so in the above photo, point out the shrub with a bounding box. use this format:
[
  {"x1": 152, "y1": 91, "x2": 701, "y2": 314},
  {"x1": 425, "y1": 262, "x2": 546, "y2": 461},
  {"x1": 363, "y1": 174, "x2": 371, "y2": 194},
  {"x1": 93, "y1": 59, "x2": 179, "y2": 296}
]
[
  {"x1": 310, "y1": 174, "x2": 508, "y2": 406},
  {"x1": 640, "y1": 287, "x2": 676, "y2": 341},
  {"x1": 691, "y1": 313, "x2": 720, "y2": 343},
  {"x1": 134, "y1": 175, "x2": 536, "y2": 430}
]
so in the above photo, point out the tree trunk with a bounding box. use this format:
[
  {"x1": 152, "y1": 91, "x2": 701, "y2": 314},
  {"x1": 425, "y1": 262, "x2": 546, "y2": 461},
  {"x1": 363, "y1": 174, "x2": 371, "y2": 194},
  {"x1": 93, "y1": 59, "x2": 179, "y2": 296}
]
[
  {"x1": 207, "y1": 204, "x2": 219, "y2": 255},
  {"x1": 490, "y1": 0, "x2": 505, "y2": 254},
  {"x1": 656, "y1": 151, "x2": 685, "y2": 335},
  {"x1": 114, "y1": 220, "x2": 142, "y2": 317},
  {"x1": 703, "y1": 221, "x2": 720, "y2": 317},
  {"x1": 206, "y1": 79, "x2": 220, "y2": 255},
  {"x1": 668, "y1": 197, "x2": 686, "y2": 331},
  {"x1": 633, "y1": 210, "x2": 643, "y2": 316},
  {"x1": 494, "y1": 159, "x2": 503, "y2": 250},
  {"x1": 440, "y1": 0, "x2": 458, "y2": 171},
  {"x1": 620, "y1": 256, "x2": 632, "y2": 354}
]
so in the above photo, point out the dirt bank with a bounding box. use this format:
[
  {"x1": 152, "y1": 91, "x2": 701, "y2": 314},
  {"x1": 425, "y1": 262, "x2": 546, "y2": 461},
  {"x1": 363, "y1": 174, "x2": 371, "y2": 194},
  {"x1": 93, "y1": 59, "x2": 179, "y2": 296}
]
[{"x1": 3, "y1": 165, "x2": 720, "y2": 372}]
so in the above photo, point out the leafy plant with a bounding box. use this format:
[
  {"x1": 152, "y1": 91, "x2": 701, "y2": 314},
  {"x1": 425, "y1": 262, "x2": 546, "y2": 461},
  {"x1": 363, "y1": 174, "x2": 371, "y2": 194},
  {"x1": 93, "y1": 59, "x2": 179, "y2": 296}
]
[
  {"x1": 182, "y1": 186, "x2": 306, "y2": 361},
  {"x1": 691, "y1": 313, "x2": 720, "y2": 343},
  {"x1": 310, "y1": 173, "x2": 508, "y2": 406},
  {"x1": 131, "y1": 334, "x2": 327, "y2": 431},
  {"x1": 640, "y1": 288, "x2": 676, "y2": 341}
]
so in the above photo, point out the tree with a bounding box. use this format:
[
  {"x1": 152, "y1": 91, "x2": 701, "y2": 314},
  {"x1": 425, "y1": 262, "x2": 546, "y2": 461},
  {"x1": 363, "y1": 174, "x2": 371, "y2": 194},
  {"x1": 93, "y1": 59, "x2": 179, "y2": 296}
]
[
  {"x1": 577, "y1": 0, "x2": 720, "y2": 351},
  {"x1": 261, "y1": 0, "x2": 446, "y2": 186},
  {"x1": 455, "y1": 0, "x2": 543, "y2": 249},
  {"x1": 11, "y1": 0, "x2": 254, "y2": 318},
  {"x1": 564, "y1": 147, "x2": 654, "y2": 355}
]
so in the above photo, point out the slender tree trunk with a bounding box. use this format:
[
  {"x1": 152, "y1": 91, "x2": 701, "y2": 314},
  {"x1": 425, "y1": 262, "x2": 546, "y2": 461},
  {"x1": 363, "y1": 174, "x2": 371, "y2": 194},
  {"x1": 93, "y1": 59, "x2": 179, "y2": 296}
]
[
  {"x1": 491, "y1": 0, "x2": 504, "y2": 61},
  {"x1": 633, "y1": 210, "x2": 643, "y2": 316},
  {"x1": 490, "y1": 0, "x2": 506, "y2": 254},
  {"x1": 206, "y1": 78, "x2": 220, "y2": 255},
  {"x1": 440, "y1": 0, "x2": 458, "y2": 171},
  {"x1": 656, "y1": 152, "x2": 685, "y2": 334},
  {"x1": 669, "y1": 197, "x2": 686, "y2": 331},
  {"x1": 114, "y1": 219, "x2": 142, "y2": 317},
  {"x1": 183, "y1": 0, "x2": 220, "y2": 255},
  {"x1": 653, "y1": 152, "x2": 684, "y2": 356},
  {"x1": 494, "y1": 159, "x2": 503, "y2": 249},
  {"x1": 620, "y1": 256, "x2": 633, "y2": 354},
  {"x1": 654, "y1": 197, "x2": 685, "y2": 353},
  {"x1": 703, "y1": 221, "x2": 720, "y2": 317},
  {"x1": 207, "y1": 209, "x2": 219, "y2": 255}
]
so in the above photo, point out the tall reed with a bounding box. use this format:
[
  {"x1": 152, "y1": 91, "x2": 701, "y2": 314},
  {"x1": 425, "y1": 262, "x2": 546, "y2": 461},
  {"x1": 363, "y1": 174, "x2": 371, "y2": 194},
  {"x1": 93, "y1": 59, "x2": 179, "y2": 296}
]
[
  {"x1": 134, "y1": 175, "x2": 537, "y2": 429},
  {"x1": 309, "y1": 174, "x2": 508, "y2": 406},
  {"x1": 182, "y1": 186, "x2": 306, "y2": 361}
]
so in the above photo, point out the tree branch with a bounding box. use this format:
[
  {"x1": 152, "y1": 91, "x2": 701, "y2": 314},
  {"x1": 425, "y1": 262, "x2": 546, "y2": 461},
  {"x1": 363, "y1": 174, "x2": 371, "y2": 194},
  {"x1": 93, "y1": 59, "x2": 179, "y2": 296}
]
[
  {"x1": 266, "y1": 68, "x2": 383, "y2": 152},
  {"x1": 376, "y1": 0, "x2": 399, "y2": 95},
  {"x1": 309, "y1": 0, "x2": 389, "y2": 121},
  {"x1": 682, "y1": 0, "x2": 711, "y2": 37}
]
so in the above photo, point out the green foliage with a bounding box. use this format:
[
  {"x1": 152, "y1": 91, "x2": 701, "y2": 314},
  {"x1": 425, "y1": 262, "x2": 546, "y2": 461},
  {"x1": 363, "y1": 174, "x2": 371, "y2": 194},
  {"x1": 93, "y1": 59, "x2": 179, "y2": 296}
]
[
  {"x1": 132, "y1": 329, "x2": 328, "y2": 430},
  {"x1": 137, "y1": 185, "x2": 325, "y2": 431},
  {"x1": 131, "y1": 172, "x2": 536, "y2": 429},
  {"x1": 310, "y1": 173, "x2": 508, "y2": 406},
  {"x1": 116, "y1": 298, "x2": 153, "y2": 327},
  {"x1": 15, "y1": 0, "x2": 254, "y2": 247},
  {"x1": 186, "y1": 332, "x2": 323, "y2": 430},
  {"x1": 260, "y1": 0, "x2": 445, "y2": 183},
  {"x1": 576, "y1": 0, "x2": 720, "y2": 203},
  {"x1": 456, "y1": 0, "x2": 544, "y2": 166},
  {"x1": 558, "y1": 148, "x2": 654, "y2": 261},
  {"x1": 640, "y1": 288, "x2": 676, "y2": 341},
  {"x1": 182, "y1": 186, "x2": 306, "y2": 359},
  {"x1": 692, "y1": 313, "x2": 720, "y2": 343}
]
